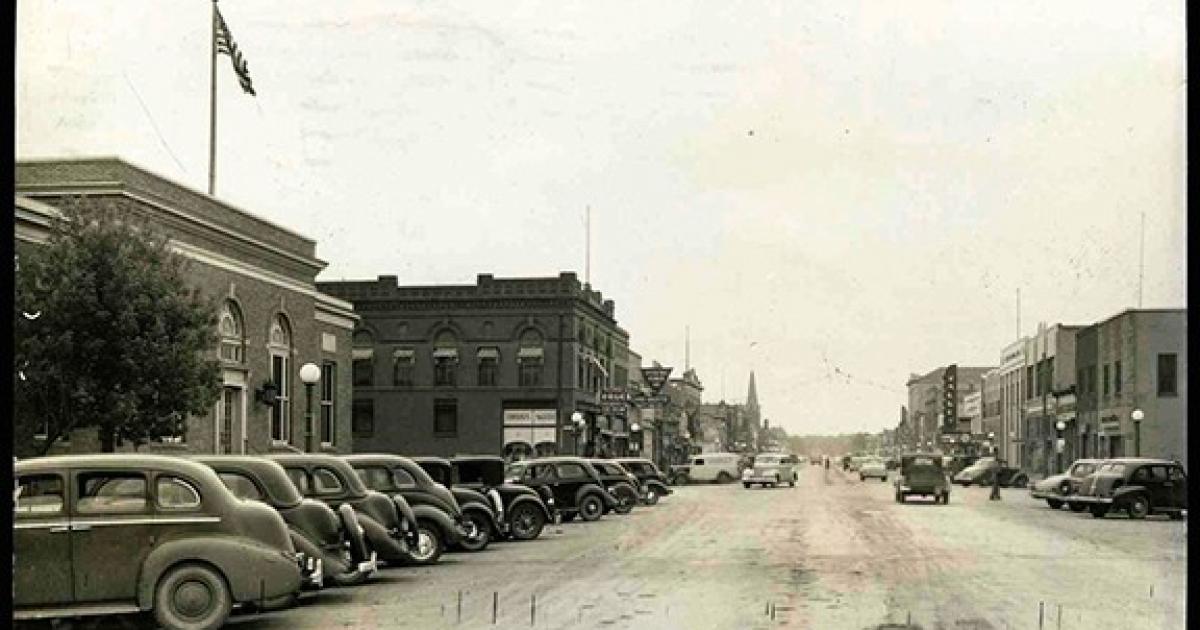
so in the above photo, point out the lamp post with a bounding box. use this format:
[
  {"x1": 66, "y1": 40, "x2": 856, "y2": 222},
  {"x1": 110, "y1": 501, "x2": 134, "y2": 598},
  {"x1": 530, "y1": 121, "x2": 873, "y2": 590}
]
[
  {"x1": 299, "y1": 363, "x2": 321, "y2": 453},
  {"x1": 987, "y1": 431, "x2": 1001, "y2": 501},
  {"x1": 1054, "y1": 419, "x2": 1067, "y2": 473},
  {"x1": 988, "y1": 432, "x2": 996, "y2": 457},
  {"x1": 630, "y1": 422, "x2": 641, "y2": 454},
  {"x1": 571, "y1": 411, "x2": 586, "y2": 455},
  {"x1": 1131, "y1": 408, "x2": 1144, "y2": 457}
]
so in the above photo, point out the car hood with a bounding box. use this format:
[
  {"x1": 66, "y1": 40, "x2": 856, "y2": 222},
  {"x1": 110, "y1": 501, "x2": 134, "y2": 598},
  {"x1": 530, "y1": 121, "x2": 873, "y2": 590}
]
[{"x1": 1034, "y1": 473, "x2": 1071, "y2": 490}]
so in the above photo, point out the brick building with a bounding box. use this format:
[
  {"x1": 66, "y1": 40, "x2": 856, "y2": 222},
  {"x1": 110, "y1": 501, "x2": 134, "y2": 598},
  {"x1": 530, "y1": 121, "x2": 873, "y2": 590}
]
[
  {"x1": 14, "y1": 157, "x2": 358, "y2": 456},
  {"x1": 1019, "y1": 323, "x2": 1083, "y2": 476},
  {"x1": 317, "y1": 273, "x2": 631, "y2": 458},
  {"x1": 906, "y1": 365, "x2": 993, "y2": 454}
]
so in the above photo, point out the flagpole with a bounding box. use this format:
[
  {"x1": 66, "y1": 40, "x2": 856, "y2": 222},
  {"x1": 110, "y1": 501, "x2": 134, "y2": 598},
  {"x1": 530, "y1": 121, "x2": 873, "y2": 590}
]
[{"x1": 208, "y1": 0, "x2": 218, "y2": 195}]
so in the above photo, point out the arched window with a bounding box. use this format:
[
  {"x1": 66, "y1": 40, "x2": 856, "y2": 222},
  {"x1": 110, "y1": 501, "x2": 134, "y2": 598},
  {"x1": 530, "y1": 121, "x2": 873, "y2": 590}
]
[
  {"x1": 268, "y1": 314, "x2": 293, "y2": 443},
  {"x1": 218, "y1": 301, "x2": 245, "y2": 363}
]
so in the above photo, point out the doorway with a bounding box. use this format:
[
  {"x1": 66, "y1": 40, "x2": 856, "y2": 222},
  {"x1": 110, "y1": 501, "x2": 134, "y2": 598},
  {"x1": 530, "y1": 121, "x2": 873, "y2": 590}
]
[{"x1": 218, "y1": 385, "x2": 244, "y2": 454}]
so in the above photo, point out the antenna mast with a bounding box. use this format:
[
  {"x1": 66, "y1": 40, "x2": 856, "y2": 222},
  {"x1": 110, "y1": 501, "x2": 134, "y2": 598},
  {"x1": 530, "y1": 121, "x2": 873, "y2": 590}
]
[
  {"x1": 585, "y1": 205, "x2": 591, "y2": 285},
  {"x1": 1138, "y1": 211, "x2": 1145, "y2": 308}
]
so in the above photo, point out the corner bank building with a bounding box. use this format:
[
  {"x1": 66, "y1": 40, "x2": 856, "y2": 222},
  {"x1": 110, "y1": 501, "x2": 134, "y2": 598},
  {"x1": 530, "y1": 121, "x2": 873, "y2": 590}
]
[{"x1": 317, "y1": 273, "x2": 632, "y2": 458}]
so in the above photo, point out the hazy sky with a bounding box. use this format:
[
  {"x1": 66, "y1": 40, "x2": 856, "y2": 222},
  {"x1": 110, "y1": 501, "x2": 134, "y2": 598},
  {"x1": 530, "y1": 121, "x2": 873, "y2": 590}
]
[{"x1": 16, "y1": 1, "x2": 1186, "y2": 435}]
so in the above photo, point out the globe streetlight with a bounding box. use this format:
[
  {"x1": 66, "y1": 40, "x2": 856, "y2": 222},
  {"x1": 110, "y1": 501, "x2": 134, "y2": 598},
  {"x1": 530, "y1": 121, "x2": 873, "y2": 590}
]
[
  {"x1": 299, "y1": 362, "x2": 321, "y2": 453},
  {"x1": 1131, "y1": 408, "x2": 1144, "y2": 456},
  {"x1": 630, "y1": 422, "x2": 642, "y2": 454},
  {"x1": 571, "y1": 411, "x2": 586, "y2": 455},
  {"x1": 1054, "y1": 419, "x2": 1067, "y2": 473}
]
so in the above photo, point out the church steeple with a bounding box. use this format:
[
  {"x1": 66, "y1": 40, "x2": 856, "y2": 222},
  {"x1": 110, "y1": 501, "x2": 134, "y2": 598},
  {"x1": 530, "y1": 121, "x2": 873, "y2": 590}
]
[{"x1": 745, "y1": 371, "x2": 760, "y2": 417}]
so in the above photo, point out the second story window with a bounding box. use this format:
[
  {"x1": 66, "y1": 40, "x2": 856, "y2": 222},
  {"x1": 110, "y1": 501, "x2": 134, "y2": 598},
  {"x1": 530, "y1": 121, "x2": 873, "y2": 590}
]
[
  {"x1": 218, "y1": 300, "x2": 245, "y2": 364},
  {"x1": 477, "y1": 347, "x2": 499, "y2": 386},
  {"x1": 1102, "y1": 364, "x2": 1110, "y2": 398},
  {"x1": 518, "y1": 330, "x2": 544, "y2": 388},
  {"x1": 1113, "y1": 360, "x2": 1122, "y2": 396},
  {"x1": 320, "y1": 362, "x2": 336, "y2": 446},
  {"x1": 1158, "y1": 353, "x2": 1178, "y2": 396},
  {"x1": 433, "y1": 330, "x2": 459, "y2": 387},
  {"x1": 352, "y1": 330, "x2": 375, "y2": 387},
  {"x1": 393, "y1": 349, "x2": 415, "y2": 386}
]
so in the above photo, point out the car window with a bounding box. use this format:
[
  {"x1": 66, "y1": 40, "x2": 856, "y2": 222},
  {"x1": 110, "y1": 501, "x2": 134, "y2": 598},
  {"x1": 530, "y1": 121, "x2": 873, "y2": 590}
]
[
  {"x1": 312, "y1": 467, "x2": 344, "y2": 495},
  {"x1": 285, "y1": 467, "x2": 310, "y2": 494},
  {"x1": 392, "y1": 467, "x2": 418, "y2": 487},
  {"x1": 16, "y1": 474, "x2": 64, "y2": 515},
  {"x1": 556, "y1": 463, "x2": 587, "y2": 479},
  {"x1": 1147, "y1": 466, "x2": 1170, "y2": 482},
  {"x1": 693, "y1": 458, "x2": 706, "y2": 466},
  {"x1": 1131, "y1": 466, "x2": 1151, "y2": 482},
  {"x1": 219, "y1": 472, "x2": 264, "y2": 502},
  {"x1": 1099, "y1": 463, "x2": 1127, "y2": 475},
  {"x1": 1168, "y1": 466, "x2": 1186, "y2": 480},
  {"x1": 1071, "y1": 463, "x2": 1096, "y2": 477},
  {"x1": 355, "y1": 466, "x2": 393, "y2": 491},
  {"x1": 76, "y1": 472, "x2": 148, "y2": 514},
  {"x1": 156, "y1": 476, "x2": 202, "y2": 510},
  {"x1": 533, "y1": 465, "x2": 556, "y2": 481}
]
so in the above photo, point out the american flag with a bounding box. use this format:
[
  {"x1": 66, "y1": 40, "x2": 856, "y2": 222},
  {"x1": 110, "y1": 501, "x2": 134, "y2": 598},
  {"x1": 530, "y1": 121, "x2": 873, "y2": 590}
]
[{"x1": 214, "y1": 6, "x2": 256, "y2": 96}]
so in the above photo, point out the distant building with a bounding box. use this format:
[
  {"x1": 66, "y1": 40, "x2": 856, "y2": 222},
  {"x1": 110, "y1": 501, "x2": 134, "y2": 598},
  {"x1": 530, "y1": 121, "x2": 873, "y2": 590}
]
[
  {"x1": 1075, "y1": 309, "x2": 1187, "y2": 468},
  {"x1": 906, "y1": 365, "x2": 992, "y2": 453},
  {"x1": 1020, "y1": 323, "x2": 1084, "y2": 476},
  {"x1": 15, "y1": 157, "x2": 358, "y2": 456},
  {"x1": 317, "y1": 273, "x2": 630, "y2": 459}
]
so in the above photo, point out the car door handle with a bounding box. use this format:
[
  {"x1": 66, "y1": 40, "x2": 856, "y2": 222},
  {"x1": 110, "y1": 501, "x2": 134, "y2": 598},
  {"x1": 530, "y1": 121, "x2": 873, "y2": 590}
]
[
  {"x1": 72, "y1": 524, "x2": 93, "y2": 532},
  {"x1": 49, "y1": 525, "x2": 71, "y2": 534}
]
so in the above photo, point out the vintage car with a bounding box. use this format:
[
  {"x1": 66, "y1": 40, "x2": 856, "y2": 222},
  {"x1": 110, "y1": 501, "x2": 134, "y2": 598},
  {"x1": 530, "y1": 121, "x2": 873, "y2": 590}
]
[
  {"x1": 742, "y1": 452, "x2": 798, "y2": 488},
  {"x1": 452, "y1": 455, "x2": 557, "y2": 540},
  {"x1": 952, "y1": 457, "x2": 1029, "y2": 488},
  {"x1": 506, "y1": 457, "x2": 619, "y2": 522},
  {"x1": 859, "y1": 457, "x2": 889, "y2": 482},
  {"x1": 1067, "y1": 458, "x2": 1187, "y2": 520},
  {"x1": 669, "y1": 452, "x2": 741, "y2": 485},
  {"x1": 613, "y1": 457, "x2": 673, "y2": 505},
  {"x1": 895, "y1": 453, "x2": 951, "y2": 504},
  {"x1": 194, "y1": 455, "x2": 377, "y2": 587},
  {"x1": 412, "y1": 455, "x2": 504, "y2": 550},
  {"x1": 344, "y1": 454, "x2": 468, "y2": 563},
  {"x1": 1029, "y1": 458, "x2": 1103, "y2": 510},
  {"x1": 266, "y1": 453, "x2": 418, "y2": 567},
  {"x1": 14, "y1": 454, "x2": 304, "y2": 630},
  {"x1": 588, "y1": 459, "x2": 642, "y2": 513}
]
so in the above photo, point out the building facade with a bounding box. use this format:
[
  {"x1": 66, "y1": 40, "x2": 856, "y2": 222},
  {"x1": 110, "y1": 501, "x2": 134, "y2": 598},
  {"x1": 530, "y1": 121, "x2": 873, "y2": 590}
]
[
  {"x1": 317, "y1": 273, "x2": 631, "y2": 458},
  {"x1": 1019, "y1": 323, "x2": 1083, "y2": 476},
  {"x1": 1075, "y1": 309, "x2": 1187, "y2": 468},
  {"x1": 906, "y1": 365, "x2": 992, "y2": 454},
  {"x1": 15, "y1": 158, "x2": 358, "y2": 457}
]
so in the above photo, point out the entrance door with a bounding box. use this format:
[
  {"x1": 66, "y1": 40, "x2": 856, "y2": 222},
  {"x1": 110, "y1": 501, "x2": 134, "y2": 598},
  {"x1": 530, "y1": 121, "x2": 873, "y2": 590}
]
[{"x1": 219, "y1": 386, "x2": 243, "y2": 454}]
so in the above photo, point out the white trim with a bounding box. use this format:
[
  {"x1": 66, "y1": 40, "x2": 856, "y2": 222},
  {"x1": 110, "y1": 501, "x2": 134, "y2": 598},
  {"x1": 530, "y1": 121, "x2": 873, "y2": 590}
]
[
  {"x1": 170, "y1": 239, "x2": 318, "y2": 298},
  {"x1": 315, "y1": 308, "x2": 357, "y2": 330},
  {"x1": 352, "y1": 348, "x2": 375, "y2": 360},
  {"x1": 69, "y1": 516, "x2": 222, "y2": 527}
]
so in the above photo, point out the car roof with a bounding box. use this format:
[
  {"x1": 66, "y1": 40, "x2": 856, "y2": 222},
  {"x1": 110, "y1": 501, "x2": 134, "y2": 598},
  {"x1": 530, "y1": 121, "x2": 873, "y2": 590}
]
[
  {"x1": 190, "y1": 455, "x2": 303, "y2": 507},
  {"x1": 1100, "y1": 458, "x2": 1179, "y2": 465},
  {"x1": 17, "y1": 453, "x2": 218, "y2": 479}
]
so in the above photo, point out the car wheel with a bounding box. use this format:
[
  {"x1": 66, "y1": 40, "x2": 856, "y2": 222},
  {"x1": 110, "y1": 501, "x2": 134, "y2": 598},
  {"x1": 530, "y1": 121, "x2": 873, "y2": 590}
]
[
  {"x1": 409, "y1": 521, "x2": 444, "y2": 565},
  {"x1": 1046, "y1": 499, "x2": 1063, "y2": 510},
  {"x1": 673, "y1": 473, "x2": 690, "y2": 486},
  {"x1": 1011, "y1": 475, "x2": 1028, "y2": 489},
  {"x1": 716, "y1": 471, "x2": 734, "y2": 484},
  {"x1": 458, "y1": 511, "x2": 492, "y2": 552},
  {"x1": 1126, "y1": 495, "x2": 1151, "y2": 520},
  {"x1": 789, "y1": 481, "x2": 796, "y2": 488},
  {"x1": 880, "y1": 477, "x2": 887, "y2": 483},
  {"x1": 613, "y1": 488, "x2": 637, "y2": 515},
  {"x1": 1089, "y1": 505, "x2": 1108, "y2": 519},
  {"x1": 154, "y1": 563, "x2": 232, "y2": 630},
  {"x1": 743, "y1": 482, "x2": 752, "y2": 489},
  {"x1": 1068, "y1": 502, "x2": 1087, "y2": 513},
  {"x1": 508, "y1": 503, "x2": 545, "y2": 540},
  {"x1": 941, "y1": 493, "x2": 950, "y2": 505},
  {"x1": 579, "y1": 494, "x2": 604, "y2": 521},
  {"x1": 859, "y1": 475, "x2": 865, "y2": 481},
  {"x1": 895, "y1": 492, "x2": 905, "y2": 504},
  {"x1": 644, "y1": 488, "x2": 660, "y2": 505},
  {"x1": 1168, "y1": 511, "x2": 1184, "y2": 521}
]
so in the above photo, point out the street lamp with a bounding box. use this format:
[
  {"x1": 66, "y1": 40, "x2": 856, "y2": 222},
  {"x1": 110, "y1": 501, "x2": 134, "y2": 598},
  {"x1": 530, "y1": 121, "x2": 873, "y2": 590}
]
[
  {"x1": 988, "y1": 431, "x2": 996, "y2": 457},
  {"x1": 1131, "y1": 409, "x2": 1144, "y2": 456},
  {"x1": 571, "y1": 411, "x2": 586, "y2": 455},
  {"x1": 630, "y1": 422, "x2": 641, "y2": 454},
  {"x1": 1054, "y1": 419, "x2": 1067, "y2": 473},
  {"x1": 299, "y1": 362, "x2": 321, "y2": 453}
]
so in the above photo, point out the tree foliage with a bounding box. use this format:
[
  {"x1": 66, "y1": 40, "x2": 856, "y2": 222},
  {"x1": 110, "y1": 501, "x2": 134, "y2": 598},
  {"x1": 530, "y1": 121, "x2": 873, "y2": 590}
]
[{"x1": 14, "y1": 201, "x2": 222, "y2": 454}]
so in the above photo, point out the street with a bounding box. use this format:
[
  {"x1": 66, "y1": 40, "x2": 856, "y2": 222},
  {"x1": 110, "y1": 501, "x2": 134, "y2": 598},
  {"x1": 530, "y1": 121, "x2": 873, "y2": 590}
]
[{"x1": 162, "y1": 466, "x2": 1187, "y2": 630}]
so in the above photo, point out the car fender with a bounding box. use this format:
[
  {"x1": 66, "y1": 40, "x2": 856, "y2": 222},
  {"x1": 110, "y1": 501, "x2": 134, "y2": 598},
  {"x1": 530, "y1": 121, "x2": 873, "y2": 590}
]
[
  {"x1": 644, "y1": 479, "x2": 670, "y2": 496},
  {"x1": 459, "y1": 499, "x2": 501, "y2": 533},
  {"x1": 138, "y1": 536, "x2": 300, "y2": 610},
  {"x1": 1111, "y1": 485, "x2": 1151, "y2": 505},
  {"x1": 357, "y1": 512, "x2": 409, "y2": 563},
  {"x1": 412, "y1": 503, "x2": 462, "y2": 545},
  {"x1": 574, "y1": 482, "x2": 615, "y2": 508},
  {"x1": 507, "y1": 494, "x2": 553, "y2": 521},
  {"x1": 607, "y1": 481, "x2": 639, "y2": 502}
]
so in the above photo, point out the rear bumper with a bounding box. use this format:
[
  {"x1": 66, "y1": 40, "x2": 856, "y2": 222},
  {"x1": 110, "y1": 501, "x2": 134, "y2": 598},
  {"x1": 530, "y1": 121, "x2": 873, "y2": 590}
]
[
  {"x1": 1030, "y1": 489, "x2": 1068, "y2": 500},
  {"x1": 1064, "y1": 495, "x2": 1112, "y2": 505}
]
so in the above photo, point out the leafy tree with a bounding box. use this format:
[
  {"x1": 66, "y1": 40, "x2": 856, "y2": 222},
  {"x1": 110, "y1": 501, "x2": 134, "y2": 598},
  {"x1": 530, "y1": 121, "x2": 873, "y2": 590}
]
[{"x1": 14, "y1": 201, "x2": 221, "y2": 454}]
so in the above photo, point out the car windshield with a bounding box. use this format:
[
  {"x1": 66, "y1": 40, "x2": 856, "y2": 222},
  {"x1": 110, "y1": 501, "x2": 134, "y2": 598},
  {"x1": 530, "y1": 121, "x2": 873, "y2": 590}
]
[
  {"x1": 1099, "y1": 463, "x2": 1127, "y2": 475},
  {"x1": 1071, "y1": 463, "x2": 1097, "y2": 477},
  {"x1": 755, "y1": 456, "x2": 782, "y2": 465}
]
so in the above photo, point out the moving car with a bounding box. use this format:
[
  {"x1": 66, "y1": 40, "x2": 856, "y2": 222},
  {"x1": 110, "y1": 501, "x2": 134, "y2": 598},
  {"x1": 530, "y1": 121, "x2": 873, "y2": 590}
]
[
  {"x1": 195, "y1": 455, "x2": 377, "y2": 587},
  {"x1": 506, "y1": 457, "x2": 618, "y2": 522},
  {"x1": 742, "y1": 452, "x2": 798, "y2": 488},
  {"x1": 859, "y1": 457, "x2": 888, "y2": 482},
  {"x1": 895, "y1": 453, "x2": 951, "y2": 504},
  {"x1": 267, "y1": 453, "x2": 418, "y2": 567},
  {"x1": 669, "y1": 453, "x2": 741, "y2": 484},
  {"x1": 952, "y1": 457, "x2": 1029, "y2": 488},
  {"x1": 1029, "y1": 458, "x2": 1102, "y2": 511},
  {"x1": 344, "y1": 454, "x2": 468, "y2": 563},
  {"x1": 412, "y1": 455, "x2": 503, "y2": 551},
  {"x1": 1067, "y1": 458, "x2": 1187, "y2": 520},
  {"x1": 452, "y1": 455, "x2": 557, "y2": 540},
  {"x1": 15, "y1": 454, "x2": 304, "y2": 630},
  {"x1": 613, "y1": 457, "x2": 673, "y2": 505},
  {"x1": 589, "y1": 459, "x2": 642, "y2": 514}
]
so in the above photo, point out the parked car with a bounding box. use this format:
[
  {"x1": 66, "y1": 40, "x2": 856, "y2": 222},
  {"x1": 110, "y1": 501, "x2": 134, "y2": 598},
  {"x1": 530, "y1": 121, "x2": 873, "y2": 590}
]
[
  {"x1": 613, "y1": 457, "x2": 673, "y2": 505},
  {"x1": 1029, "y1": 458, "x2": 1103, "y2": 510},
  {"x1": 412, "y1": 455, "x2": 502, "y2": 551},
  {"x1": 895, "y1": 453, "x2": 951, "y2": 504},
  {"x1": 589, "y1": 459, "x2": 642, "y2": 514},
  {"x1": 14, "y1": 454, "x2": 304, "y2": 630},
  {"x1": 506, "y1": 457, "x2": 619, "y2": 522},
  {"x1": 266, "y1": 453, "x2": 418, "y2": 567},
  {"x1": 742, "y1": 452, "x2": 798, "y2": 488},
  {"x1": 451, "y1": 455, "x2": 557, "y2": 540},
  {"x1": 344, "y1": 454, "x2": 468, "y2": 563},
  {"x1": 669, "y1": 453, "x2": 741, "y2": 484},
  {"x1": 1068, "y1": 458, "x2": 1187, "y2": 520},
  {"x1": 952, "y1": 457, "x2": 1029, "y2": 488},
  {"x1": 859, "y1": 458, "x2": 889, "y2": 482},
  {"x1": 195, "y1": 455, "x2": 377, "y2": 587}
]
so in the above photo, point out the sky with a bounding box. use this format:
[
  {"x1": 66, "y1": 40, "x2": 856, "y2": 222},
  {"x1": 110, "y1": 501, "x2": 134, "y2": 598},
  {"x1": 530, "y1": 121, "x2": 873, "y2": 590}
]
[{"x1": 16, "y1": 1, "x2": 1186, "y2": 436}]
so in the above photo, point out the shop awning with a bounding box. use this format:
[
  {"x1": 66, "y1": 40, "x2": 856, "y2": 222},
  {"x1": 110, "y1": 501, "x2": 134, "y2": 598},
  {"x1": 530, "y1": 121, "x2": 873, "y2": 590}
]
[
  {"x1": 432, "y1": 347, "x2": 459, "y2": 359},
  {"x1": 477, "y1": 347, "x2": 500, "y2": 359}
]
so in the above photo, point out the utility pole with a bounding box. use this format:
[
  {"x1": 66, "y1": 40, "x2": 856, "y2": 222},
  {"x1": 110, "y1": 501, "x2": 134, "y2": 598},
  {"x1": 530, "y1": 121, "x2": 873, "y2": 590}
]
[
  {"x1": 1137, "y1": 210, "x2": 1145, "y2": 308},
  {"x1": 585, "y1": 205, "x2": 591, "y2": 286}
]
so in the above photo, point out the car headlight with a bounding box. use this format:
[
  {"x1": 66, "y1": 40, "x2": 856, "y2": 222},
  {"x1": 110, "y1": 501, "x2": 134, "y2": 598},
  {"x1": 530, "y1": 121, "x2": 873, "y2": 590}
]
[
  {"x1": 399, "y1": 519, "x2": 410, "y2": 532},
  {"x1": 546, "y1": 497, "x2": 555, "y2": 505}
]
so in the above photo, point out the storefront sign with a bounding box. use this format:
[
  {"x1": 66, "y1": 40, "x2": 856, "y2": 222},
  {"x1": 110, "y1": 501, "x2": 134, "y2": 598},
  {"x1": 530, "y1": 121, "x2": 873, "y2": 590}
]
[{"x1": 641, "y1": 366, "x2": 674, "y2": 393}]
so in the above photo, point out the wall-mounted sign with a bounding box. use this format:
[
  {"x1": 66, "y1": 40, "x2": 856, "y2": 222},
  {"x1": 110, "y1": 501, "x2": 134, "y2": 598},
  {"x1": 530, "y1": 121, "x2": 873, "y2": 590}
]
[{"x1": 641, "y1": 366, "x2": 673, "y2": 393}]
